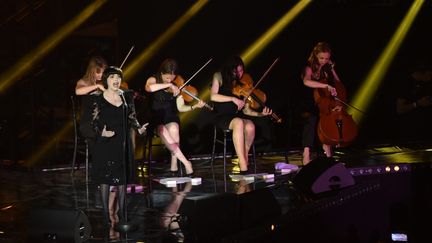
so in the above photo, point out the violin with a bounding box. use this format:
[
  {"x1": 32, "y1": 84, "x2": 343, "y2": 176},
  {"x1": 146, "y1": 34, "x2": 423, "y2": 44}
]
[
  {"x1": 171, "y1": 75, "x2": 213, "y2": 110},
  {"x1": 313, "y1": 78, "x2": 357, "y2": 147},
  {"x1": 232, "y1": 73, "x2": 282, "y2": 123}
]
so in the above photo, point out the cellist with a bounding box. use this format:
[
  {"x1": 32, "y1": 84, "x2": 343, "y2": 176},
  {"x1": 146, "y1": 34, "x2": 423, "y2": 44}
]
[{"x1": 301, "y1": 42, "x2": 341, "y2": 165}]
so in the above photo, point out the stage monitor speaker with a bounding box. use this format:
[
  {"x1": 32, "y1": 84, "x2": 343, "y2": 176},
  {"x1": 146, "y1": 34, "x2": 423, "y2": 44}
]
[
  {"x1": 293, "y1": 157, "x2": 355, "y2": 196},
  {"x1": 27, "y1": 208, "x2": 91, "y2": 243},
  {"x1": 179, "y1": 193, "x2": 239, "y2": 242}
]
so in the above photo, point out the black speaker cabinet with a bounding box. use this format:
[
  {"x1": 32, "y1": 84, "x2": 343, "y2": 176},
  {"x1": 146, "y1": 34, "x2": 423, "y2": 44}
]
[
  {"x1": 179, "y1": 193, "x2": 239, "y2": 242},
  {"x1": 27, "y1": 209, "x2": 91, "y2": 243},
  {"x1": 293, "y1": 157, "x2": 355, "y2": 196},
  {"x1": 237, "y1": 187, "x2": 281, "y2": 229}
]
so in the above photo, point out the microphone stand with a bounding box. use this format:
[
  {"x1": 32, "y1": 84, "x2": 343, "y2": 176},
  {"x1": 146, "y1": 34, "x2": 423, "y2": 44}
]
[{"x1": 115, "y1": 91, "x2": 138, "y2": 233}]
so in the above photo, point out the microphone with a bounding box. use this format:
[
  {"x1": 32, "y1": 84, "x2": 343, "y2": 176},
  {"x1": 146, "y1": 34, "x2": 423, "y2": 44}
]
[{"x1": 118, "y1": 89, "x2": 128, "y2": 108}]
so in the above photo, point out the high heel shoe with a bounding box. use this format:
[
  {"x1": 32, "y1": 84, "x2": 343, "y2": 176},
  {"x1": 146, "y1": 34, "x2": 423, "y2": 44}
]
[{"x1": 185, "y1": 172, "x2": 194, "y2": 178}]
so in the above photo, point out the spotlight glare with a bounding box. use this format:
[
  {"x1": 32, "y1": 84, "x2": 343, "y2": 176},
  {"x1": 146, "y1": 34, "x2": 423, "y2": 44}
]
[
  {"x1": 348, "y1": 0, "x2": 425, "y2": 123},
  {"x1": 0, "y1": 0, "x2": 107, "y2": 94}
]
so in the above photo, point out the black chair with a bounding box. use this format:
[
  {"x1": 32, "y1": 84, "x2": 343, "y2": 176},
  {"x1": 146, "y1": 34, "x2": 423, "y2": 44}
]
[
  {"x1": 210, "y1": 126, "x2": 256, "y2": 177},
  {"x1": 70, "y1": 95, "x2": 90, "y2": 184}
]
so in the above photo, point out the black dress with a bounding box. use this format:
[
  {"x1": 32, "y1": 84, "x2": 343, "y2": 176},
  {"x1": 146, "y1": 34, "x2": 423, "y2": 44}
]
[
  {"x1": 150, "y1": 88, "x2": 180, "y2": 126},
  {"x1": 91, "y1": 91, "x2": 141, "y2": 185},
  {"x1": 213, "y1": 72, "x2": 246, "y2": 130},
  {"x1": 78, "y1": 95, "x2": 97, "y2": 139}
]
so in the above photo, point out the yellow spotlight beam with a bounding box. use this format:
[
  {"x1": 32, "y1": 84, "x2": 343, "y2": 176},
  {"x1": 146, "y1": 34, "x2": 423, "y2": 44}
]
[
  {"x1": 241, "y1": 0, "x2": 312, "y2": 66},
  {"x1": 27, "y1": 122, "x2": 73, "y2": 166},
  {"x1": 181, "y1": 0, "x2": 311, "y2": 123},
  {"x1": 0, "y1": 0, "x2": 107, "y2": 94},
  {"x1": 124, "y1": 0, "x2": 209, "y2": 83},
  {"x1": 349, "y1": 0, "x2": 424, "y2": 123}
]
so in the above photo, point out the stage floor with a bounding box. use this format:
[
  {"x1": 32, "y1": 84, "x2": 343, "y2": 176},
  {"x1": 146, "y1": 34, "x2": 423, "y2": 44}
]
[{"x1": 1, "y1": 142, "x2": 431, "y2": 243}]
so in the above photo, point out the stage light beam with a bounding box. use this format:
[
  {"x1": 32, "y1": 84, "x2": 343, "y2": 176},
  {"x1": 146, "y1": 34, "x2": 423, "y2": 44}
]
[
  {"x1": 241, "y1": 0, "x2": 312, "y2": 66},
  {"x1": 124, "y1": 0, "x2": 209, "y2": 83},
  {"x1": 0, "y1": 0, "x2": 107, "y2": 94},
  {"x1": 181, "y1": 0, "x2": 311, "y2": 123},
  {"x1": 348, "y1": 0, "x2": 425, "y2": 123}
]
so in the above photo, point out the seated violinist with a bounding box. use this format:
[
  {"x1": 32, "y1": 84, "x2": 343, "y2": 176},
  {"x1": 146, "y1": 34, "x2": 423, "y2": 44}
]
[
  {"x1": 145, "y1": 58, "x2": 205, "y2": 177},
  {"x1": 210, "y1": 56, "x2": 272, "y2": 175}
]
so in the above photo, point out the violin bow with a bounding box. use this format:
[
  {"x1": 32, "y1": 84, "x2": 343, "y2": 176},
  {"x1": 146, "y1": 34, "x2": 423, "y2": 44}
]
[
  {"x1": 178, "y1": 58, "x2": 212, "y2": 90},
  {"x1": 334, "y1": 97, "x2": 365, "y2": 114},
  {"x1": 242, "y1": 57, "x2": 279, "y2": 102},
  {"x1": 119, "y1": 45, "x2": 135, "y2": 69}
]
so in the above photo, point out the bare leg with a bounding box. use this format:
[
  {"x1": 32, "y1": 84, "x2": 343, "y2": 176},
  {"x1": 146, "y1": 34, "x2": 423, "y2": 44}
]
[
  {"x1": 323, "y1": 144, "x2": 332, "y2": 157},
  {"x1": 158, "y1": 123, "x2": 193, "y2": 174},
  {"x1": 229, "y1": 118, "x2": 248, "y2": 171},
  {"x1": 303, "y1": 147, "x2": 311, "y2": 165},
  {"x1": 243, "y1": 119, "x2": 255, "y2": 168},
  {"x1": 117, "y1": 185, "x2": 126, "y2": 221},
  {"x1": 108, "y1": 188, "x2": 119, "y2": 224},
  {"x1": 170, "y1": 155, "x2": 178, "y2": 171}
]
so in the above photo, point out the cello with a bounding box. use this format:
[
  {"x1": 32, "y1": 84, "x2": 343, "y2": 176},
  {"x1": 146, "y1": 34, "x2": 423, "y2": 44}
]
[{"x1": 313, "y1": 66, "x2": 357, "y2": 147}]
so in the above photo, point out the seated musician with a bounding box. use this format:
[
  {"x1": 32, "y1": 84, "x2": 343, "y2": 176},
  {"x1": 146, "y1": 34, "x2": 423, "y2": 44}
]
[
  {"x1": 145, "y1": 58, "x2": 205, "y2": 177},
  {"x1": 210, "y1": 56, "x2": 272, "y2": 175}
]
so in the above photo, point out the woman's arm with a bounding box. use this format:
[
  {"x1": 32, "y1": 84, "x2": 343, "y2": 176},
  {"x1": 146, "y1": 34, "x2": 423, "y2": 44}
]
[
  {"x1": 145, "y1": 76, "x2": 173, "y2": 92},
  {"x1": 303, "y1": 66, "x2": 337, "y2": 96},
  {"x1": 242, "y1": 103, "x2": 272, "y2": 117},
  {"x1": 75, "y1": 79, "x2": 104, "y2": 95},
  {"x1": 210, "y1": 72, "x2": 244, "y2": 110}
]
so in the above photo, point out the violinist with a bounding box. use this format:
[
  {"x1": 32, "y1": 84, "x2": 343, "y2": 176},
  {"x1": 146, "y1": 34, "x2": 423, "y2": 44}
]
[
  {"x1": 301, "y1": 42, "x2": 341, "y2": 165},
  {"x1": 210, "y1": 56, "x2": 272, "y2": 175},
  {"x1": 145, "y1": 58, "x2": 205, "y2": 177}
]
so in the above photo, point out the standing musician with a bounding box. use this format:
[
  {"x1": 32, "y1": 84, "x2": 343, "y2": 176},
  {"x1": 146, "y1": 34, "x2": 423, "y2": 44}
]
[
  {"x1": 75, "y1": 56, "x2": 120, "y2": 223},
  {"x1": 145, "y1": 58, "x2": 205, "y2": 177},
  {"x1": 301, "y1": 42, "x2": 344, "y2": 165},
  {"x1": 210, "y1": 56, "x2": 272, "y2": 175},
  {"x1": 75, "y1": 55, "x2": 107, "y2": 138}
]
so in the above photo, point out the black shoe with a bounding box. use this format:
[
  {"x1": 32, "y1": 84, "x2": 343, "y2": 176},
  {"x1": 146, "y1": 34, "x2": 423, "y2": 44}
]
[
  {"x1": 186, "y1": 172, "x2": 194, "y2": 178},
  {"x1": 169, "y1": 170, "x2": 179, "y2": 177},
  {"x1": 239, "y1": 170, "x2": 249, "y2": 175}
]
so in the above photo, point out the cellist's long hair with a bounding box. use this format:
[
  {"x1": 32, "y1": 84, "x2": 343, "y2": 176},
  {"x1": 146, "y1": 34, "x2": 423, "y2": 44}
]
[
  {"x1": 304, "y1": 42, "x2": 335, "y2": 84},
  {"x1": 82, "y1": 56, "x2": 107, "y2": 84},
  {"x1": 307, "y1": 42, "x2": 332, "y2": 74}
]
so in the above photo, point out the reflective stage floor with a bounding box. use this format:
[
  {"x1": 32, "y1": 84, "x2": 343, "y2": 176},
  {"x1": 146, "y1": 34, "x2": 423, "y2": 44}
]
[{"x1": 1, "y1": 142, "x2": 431, "y2": 243}]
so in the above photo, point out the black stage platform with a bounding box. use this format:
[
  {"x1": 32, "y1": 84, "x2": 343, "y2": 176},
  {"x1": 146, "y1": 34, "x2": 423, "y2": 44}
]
[{"x1": 1, "y1": 143, "x2": 431, "y2": 243}]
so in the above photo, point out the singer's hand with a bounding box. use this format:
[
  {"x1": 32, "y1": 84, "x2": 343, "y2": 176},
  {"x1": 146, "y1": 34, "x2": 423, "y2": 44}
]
[
  {"x1": 138, "y1": 122, "x2": 149, "y2": 135},
  {"x1": 101, "y1": 125, "x2": 115, "y2": 137}
]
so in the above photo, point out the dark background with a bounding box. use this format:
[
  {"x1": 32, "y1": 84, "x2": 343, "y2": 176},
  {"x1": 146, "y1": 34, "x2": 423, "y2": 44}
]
[{"x1": 0, "y1": 0, "x2": 430, "y2": 166}]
